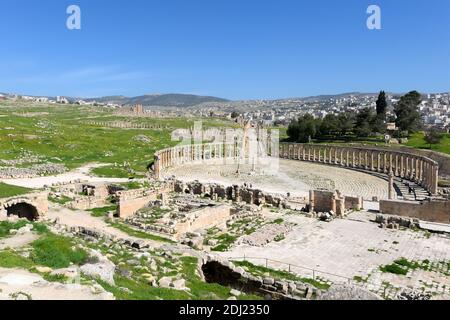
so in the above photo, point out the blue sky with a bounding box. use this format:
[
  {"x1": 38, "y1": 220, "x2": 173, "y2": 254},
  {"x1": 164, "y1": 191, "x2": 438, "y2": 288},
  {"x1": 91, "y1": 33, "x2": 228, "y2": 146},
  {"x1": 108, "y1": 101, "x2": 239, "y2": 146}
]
[{"x1": 0, "y1": 0, "x2": 449, "y2": 100}]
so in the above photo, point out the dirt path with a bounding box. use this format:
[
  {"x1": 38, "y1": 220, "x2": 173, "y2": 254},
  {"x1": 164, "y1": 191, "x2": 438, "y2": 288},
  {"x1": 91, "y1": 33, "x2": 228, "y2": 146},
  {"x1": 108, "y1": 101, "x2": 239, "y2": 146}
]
[
  {"x1": 45, "y1": 205, "x2": 164, "y2": 248},
  {"x1": 0, "y1": 163, "x2": 129, "y2": 189},
  {"x1": 0, "y1": 233, "x2": 39, "y2": 250},
  {"x1": 0, "y1": 268, "x2": 114, "y2": 300}
]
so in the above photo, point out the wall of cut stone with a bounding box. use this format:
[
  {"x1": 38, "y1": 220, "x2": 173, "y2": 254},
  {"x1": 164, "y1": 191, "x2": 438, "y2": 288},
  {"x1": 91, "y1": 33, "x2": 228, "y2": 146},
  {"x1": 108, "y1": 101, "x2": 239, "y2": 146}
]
[
  {"x1": 174, "y1": 181, "x2": 285, "y2": 208},
  {"x1": 0, "y1": 192, "x2": 49, "y2": 220},
  {"x1": 345, "y1": 196, "x2": 364, "y2": 211},
  {"x1": 173, "y1": 205, "x2": 232, "y2": 238},
  {"x1": 379, "y1": 199, "x2": 450, "y2": 224}
]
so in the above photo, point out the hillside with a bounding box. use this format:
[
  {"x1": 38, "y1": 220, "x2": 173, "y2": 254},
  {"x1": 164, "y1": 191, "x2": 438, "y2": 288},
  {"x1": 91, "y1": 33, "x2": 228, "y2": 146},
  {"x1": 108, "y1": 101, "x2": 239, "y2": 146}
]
[{"x1": 85, "y1": 94, "x2": 229, "y2": 107}]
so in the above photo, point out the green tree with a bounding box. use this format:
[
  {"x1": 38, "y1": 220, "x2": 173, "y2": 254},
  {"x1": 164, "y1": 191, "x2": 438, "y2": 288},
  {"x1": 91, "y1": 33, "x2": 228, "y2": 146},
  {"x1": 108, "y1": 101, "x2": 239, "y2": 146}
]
[
  {"x1": 354, "y1": 107, "x2": 375, "y2": 137},
  {"x1": 287, "y1": 120, "x2": 299, "y2": 142},
  {"x1": 376, "y1": 91, "x2": 387, "y2": 118},
  {"x1": 394, "y1": 91, "x2": 423, "y2": 134},
  {"x1": 319, "y1": 114, "x2": 339, "y2": 136},
  {"x1": 298, "y1": 114, "x2": 319, "y2": 143},
  {"x1": 424, "y1": 128, "x2": 444, "y2": 149},
  {"x1": 337, "y1": 112, "x2": 355, "y2": 136},
  {"x1": 287, "y1": 114, "x2": 320, "y2": 143}
]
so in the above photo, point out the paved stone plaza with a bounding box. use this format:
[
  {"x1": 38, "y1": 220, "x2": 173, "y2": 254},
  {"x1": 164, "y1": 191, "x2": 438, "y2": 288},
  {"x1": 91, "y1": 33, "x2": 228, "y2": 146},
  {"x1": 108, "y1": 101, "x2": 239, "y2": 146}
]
[
  {"x1": 164, "y1": 158, "x2": 389, "y2": 200},
  {"x1": 219, "y1": 211, "x2": 450, "y2": 299}
]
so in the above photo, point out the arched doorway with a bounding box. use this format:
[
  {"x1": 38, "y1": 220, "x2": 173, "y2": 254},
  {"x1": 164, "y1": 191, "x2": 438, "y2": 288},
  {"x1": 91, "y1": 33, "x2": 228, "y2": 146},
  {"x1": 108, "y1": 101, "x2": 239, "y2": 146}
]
[{"x1": 6, "y1": 202, "x2": 39, "y2": 221}]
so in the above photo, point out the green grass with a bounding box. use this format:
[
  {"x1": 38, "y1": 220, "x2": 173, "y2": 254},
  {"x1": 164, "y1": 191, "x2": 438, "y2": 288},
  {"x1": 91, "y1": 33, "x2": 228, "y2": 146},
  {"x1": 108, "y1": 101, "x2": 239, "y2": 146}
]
[
  {"x1": 211, "y1": 234, "x2": 238, "y2": 252},
  {"x1": 380, "y1": 258, "x2": 421, "y2": 276},
  {"x1": 353, "y1": 276, "x2": 368, "y2": 283},
  {"x1": 233, "y1": 260, "x2": 330, "y2": 290},
  {"x1": 406, "y1": 132, "x2": 450, "y2": 155},
  {"x1": 106, "y1": 220, "x2": 175, "y2": 243},
  {"x1": 48, "y1": 195, "x2": 73, "y2": 205},
  {"x1": 0, "y1": 221, "x2": 49, "y2": 239},
  {"x1": 30, "y1": 234, "x2": 90, "y2": 268},
  {"x1": 97, "y1": 256, "x2": 261, "y2": 300},
  {"x1": 380, "y1": 263, "x2": 408, "y2": 275},
  {"x1": 0, "y1": 101, "x2": 236, "y2": 178},
  {"x1": 89, "y1": 205, "x2": 117, "y2": 218},
  {"x1": 272, "y1": 218, "x2": 284, "y2": 225},
  {"x1": 0, "y1": 182, "x2": 33, "y2": 198},
  {"x1": 0, "y1": 250, "x2": 35, "y2": 269},
  {"x1": 0, "y1": 220, "x2": 28, "y2": 238}
]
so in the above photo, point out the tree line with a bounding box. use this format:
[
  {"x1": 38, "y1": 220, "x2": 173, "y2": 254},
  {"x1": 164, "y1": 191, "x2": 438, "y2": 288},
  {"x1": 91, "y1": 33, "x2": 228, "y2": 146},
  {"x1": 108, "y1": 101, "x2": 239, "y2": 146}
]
[{"x1": 287, "y1": 91, "x2": 423, "y2": 143}]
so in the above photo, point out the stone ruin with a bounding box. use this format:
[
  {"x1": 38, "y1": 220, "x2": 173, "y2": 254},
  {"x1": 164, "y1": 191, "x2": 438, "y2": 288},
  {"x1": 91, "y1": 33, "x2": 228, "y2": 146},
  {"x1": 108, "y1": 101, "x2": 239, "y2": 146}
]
[
  {"x1": 307, "y1": 189, "x2": 364, "y2": 221},
  {"x1": 125, "y1": 195, "x2": 233, "y2": 241},
  {"x1": 0, "y1": 163, "x2": 66, "y2": 179},
  {"x1": 174, "y1": 180, "x2": 287, "y2": 208},
  {"x1": 49, "y1": 181, "x2": 120, "y2": 211},
  {"x1": 0, "y1": 192, "x2": 49, "y2": 221}
]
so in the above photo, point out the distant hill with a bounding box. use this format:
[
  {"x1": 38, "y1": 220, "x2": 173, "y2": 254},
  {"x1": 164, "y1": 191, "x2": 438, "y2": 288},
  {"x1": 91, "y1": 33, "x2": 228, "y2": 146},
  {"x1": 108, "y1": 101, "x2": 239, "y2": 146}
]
[{"x1": 85, "y1": 94, "x2": 229, "y2": 107}]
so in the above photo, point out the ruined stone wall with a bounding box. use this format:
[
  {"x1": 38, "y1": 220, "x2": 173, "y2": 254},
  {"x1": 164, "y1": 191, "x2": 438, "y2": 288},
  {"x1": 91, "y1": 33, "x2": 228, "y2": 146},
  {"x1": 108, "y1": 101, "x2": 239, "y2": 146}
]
[
  {"x1": 308, "y1": 190, "x2": 363, "y2": 216},
  {"x1": 345, "y1": 196, "x2": 364, "y2": 211},
  {"x1": 173, "y1": 205, "x2": 232, "y2": 238},
  {"x1": 117, "y1": 185, "x2": 173, "y2": 219},
  {"x1": 66, "y1": 196, "x2": 108, "y2": 211},
  {"x1": 175, "y1": 181, "x2": 285, "y2": 208},
  {"x1": 84, "y1": 120, "x2": 170, "y2": 130},
  {"x1": 309, "y1": 190, "x2": 336, "y2": 214},
  {"x1": 0, "y1": 192, "x2": 49, "y2": 220},
  {"x1": 379, "y1": 199, "x2": 450, "y2": 224}
]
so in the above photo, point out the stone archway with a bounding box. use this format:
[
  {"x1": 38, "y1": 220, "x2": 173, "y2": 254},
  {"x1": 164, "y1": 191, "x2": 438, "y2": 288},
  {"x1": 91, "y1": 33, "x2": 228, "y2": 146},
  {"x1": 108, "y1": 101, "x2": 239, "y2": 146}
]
[{"x1": 6, "y1": 202, "x2": 39, "y2": 221}]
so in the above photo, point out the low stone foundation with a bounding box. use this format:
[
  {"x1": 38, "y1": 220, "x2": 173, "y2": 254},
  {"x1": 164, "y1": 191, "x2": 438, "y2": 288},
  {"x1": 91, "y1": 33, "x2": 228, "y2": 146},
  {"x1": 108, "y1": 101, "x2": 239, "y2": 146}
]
[
  {"x1": 309, "y1": 190, "x2": 363, "y2": 217},
  {"x1": 175, "y1": 181, "x2": 286, "y2": 208},
  {"x1": 117, "y1": 184, "x2": 173, "y2": 219},
  {"x1": 379, "y1": 198, "x2": 450, "y2": 224}
]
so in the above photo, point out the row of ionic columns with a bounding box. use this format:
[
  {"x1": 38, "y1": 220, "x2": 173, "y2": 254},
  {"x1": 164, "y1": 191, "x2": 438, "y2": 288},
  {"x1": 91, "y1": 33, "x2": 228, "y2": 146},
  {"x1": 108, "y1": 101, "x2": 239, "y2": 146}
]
[
  {"x1": 154, "y1": 143, "x2": 242, "y2": 179},
  {"x1": 154, "y1": 143, "x2": 439, "y2": 195},
  {"x1": 280, "y1": 143, "x2": 439, "y2": 195}
]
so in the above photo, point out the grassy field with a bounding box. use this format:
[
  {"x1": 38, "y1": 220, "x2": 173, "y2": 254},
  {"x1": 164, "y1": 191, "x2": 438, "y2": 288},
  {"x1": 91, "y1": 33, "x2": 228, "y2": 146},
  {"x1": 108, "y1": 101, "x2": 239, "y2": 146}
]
[
  {"x1": 0, "y1": 182, "x2": 33, "y2": 198},
  {"x1": 0, "y1": 100, "x2": 235, "y2": 178},
  {"x1": 406, "y1": 132, "x2": 450, "y2": 155}
]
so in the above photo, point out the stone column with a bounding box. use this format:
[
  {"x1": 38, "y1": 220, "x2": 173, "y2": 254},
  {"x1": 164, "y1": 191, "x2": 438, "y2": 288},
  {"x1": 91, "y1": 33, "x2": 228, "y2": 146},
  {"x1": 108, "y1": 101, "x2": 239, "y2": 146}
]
[
  {"x1": 364, "y1": 152, "x2": 369, "y2": 169},
  {"x1": 418, "y1": 158, "x2": 423, "y2": 183},
  {"x1": 330, "y1": 194, "x2": 337, "y2": 214},
  {"x1": 431, "y1": 164, "x2": 439, "y2": 195},
  {"x1": 154, "y1": 154, "x2": 161, "y2": 179},
  {"x1": 309, "y1": 190, "x2": 315, "y2": 213},
  {"x1": 415, "y1": 158, "x2": 420, "y2": 182},
  {"x1": 370, "y1": 152, "x2": 375, "y2": 171},
  {"x1": 388, "y1": 171, "x2": 395, "y2": 200}
]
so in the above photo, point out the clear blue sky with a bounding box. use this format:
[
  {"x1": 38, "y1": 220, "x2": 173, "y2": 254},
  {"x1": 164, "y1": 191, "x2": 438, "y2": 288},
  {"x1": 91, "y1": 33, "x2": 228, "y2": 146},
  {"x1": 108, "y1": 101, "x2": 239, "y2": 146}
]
[{"x1": 0, "y1": 0, "x2": 449, "y2": 100}]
